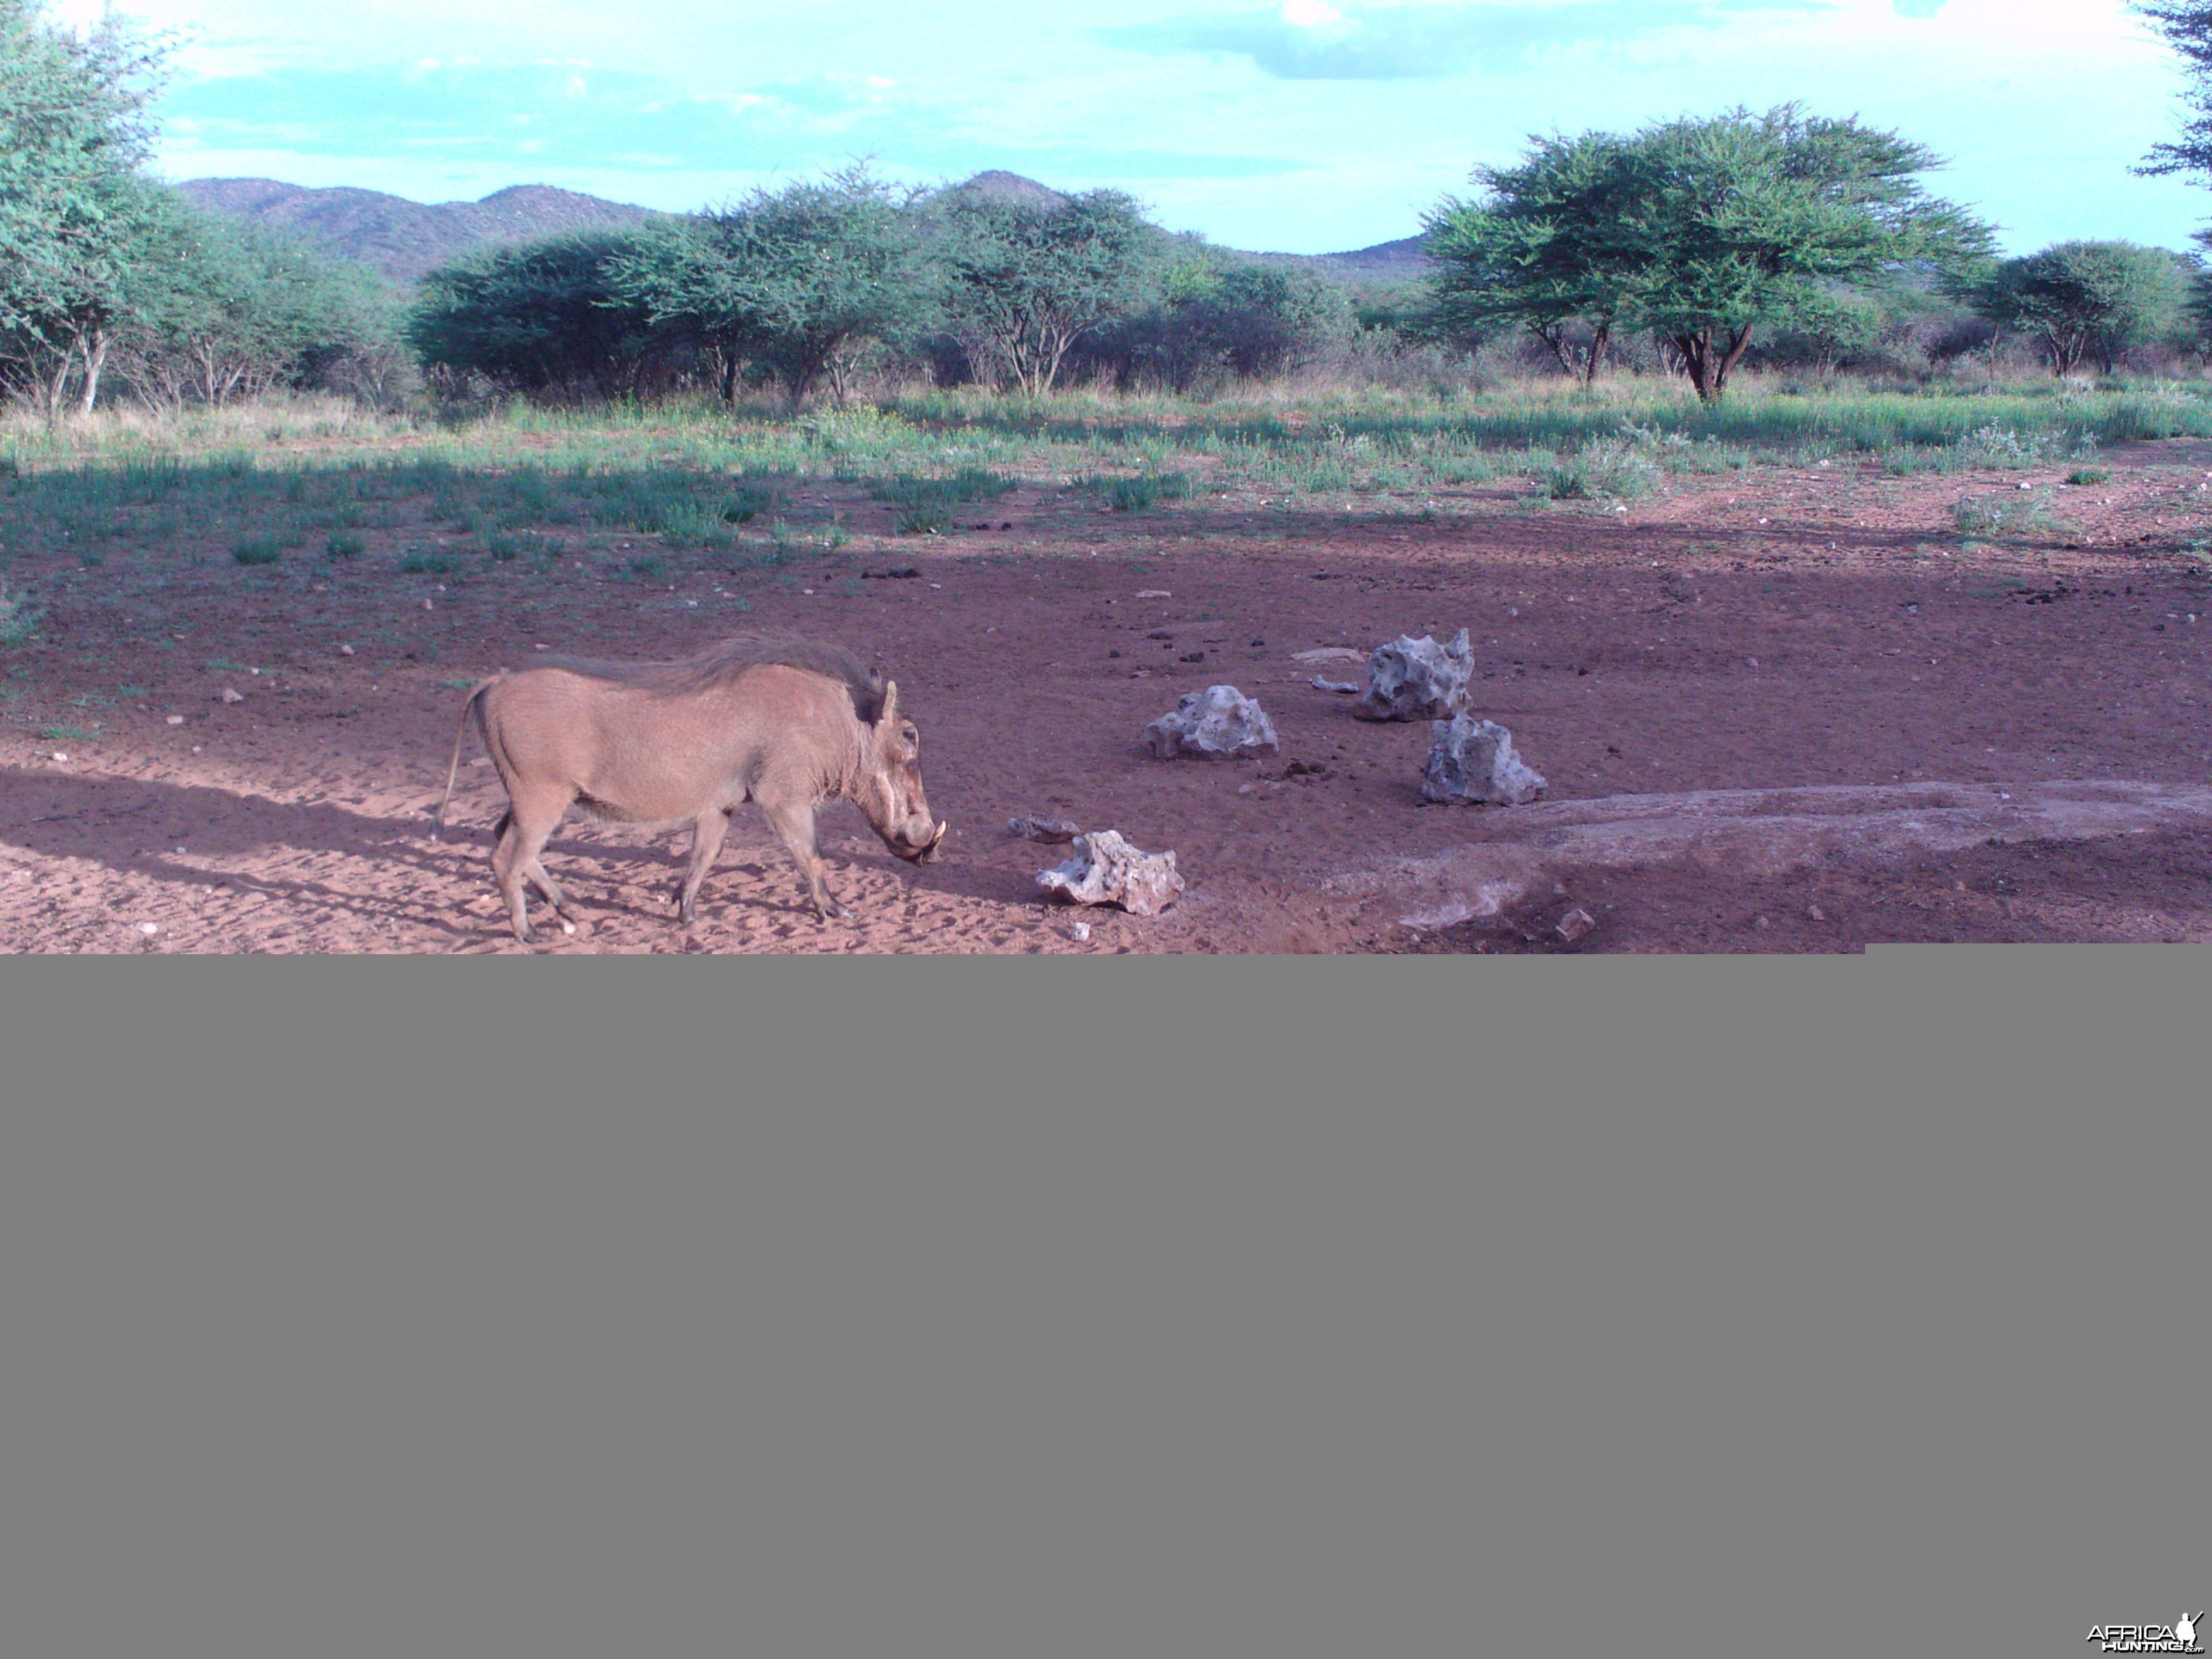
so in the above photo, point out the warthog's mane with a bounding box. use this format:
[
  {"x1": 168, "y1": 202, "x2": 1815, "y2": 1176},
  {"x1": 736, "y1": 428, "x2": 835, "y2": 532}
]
[{"x1": 532, "y1": 636, "x2": 887, "y2": 722}]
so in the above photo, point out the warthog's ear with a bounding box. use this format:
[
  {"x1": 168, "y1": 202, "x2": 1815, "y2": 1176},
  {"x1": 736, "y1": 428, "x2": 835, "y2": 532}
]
[{"x1": 877, "y1": 680, "x2": 899, "y2": 726}]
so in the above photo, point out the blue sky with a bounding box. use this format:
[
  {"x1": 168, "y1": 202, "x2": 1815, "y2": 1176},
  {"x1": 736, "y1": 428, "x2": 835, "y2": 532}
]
[{"x1": 53, "y1": 0, "x2": 2212, "y2": 255}]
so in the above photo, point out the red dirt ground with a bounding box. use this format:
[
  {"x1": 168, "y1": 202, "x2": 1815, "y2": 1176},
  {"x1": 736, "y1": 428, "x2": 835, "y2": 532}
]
[{"x1": 5, "y1": 442, "x2": 2212, "y2": 952}]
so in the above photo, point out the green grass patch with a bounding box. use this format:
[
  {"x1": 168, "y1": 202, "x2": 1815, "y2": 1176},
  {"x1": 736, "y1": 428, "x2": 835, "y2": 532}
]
[
  {"x1": 2066, "y1": 466, "x2": 2110, "y2": 486},
  {"x1": 325, "y1": 531, "x2": 367, "y2": 558},
  {"x1": 231, "y1": 535, "x2": 282, "y2": 565}
]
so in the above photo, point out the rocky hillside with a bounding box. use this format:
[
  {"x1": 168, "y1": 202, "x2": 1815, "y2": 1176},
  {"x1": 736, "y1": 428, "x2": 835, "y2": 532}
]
[
  {"x1": 173, "y1": 180, "x2": 661, "y2": 284},
  {"x1": 176, "y1": 173, "x2": 1429, "y2": 286}
]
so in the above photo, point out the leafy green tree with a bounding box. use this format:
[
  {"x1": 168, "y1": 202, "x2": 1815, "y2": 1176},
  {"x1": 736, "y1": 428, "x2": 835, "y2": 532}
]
[
  {"x1": 1968, "y1": 241, "x2": 2196, "y2": 375},
  {"x1": 115, "y1": 204, "x2": 396, "y2": 407},
  {"x1": 1092, "y1": 245, "x2": 1353, "y2": 389},
  {"x1": 1425, "y1": 106, "x2": 1990, "y2": 401},
  {"x1": 2136, "y1": 4, "x2": 2212, "y2": 183},
  {"x1": 407, "y1": 230, "x2": 677, "y2": 401},
  {"x1": 608, "y1": 165, "x2": 930, "y2": 407},
  {"x1": 930, "y1": 187, "x2": 1164, "y2": 394},
  {"x1": 0, "y1": 0, "x2": 169, "y2": 418},
  {"x1": 1423, "y1": 131, "x2": 1641, "y2": 384}
]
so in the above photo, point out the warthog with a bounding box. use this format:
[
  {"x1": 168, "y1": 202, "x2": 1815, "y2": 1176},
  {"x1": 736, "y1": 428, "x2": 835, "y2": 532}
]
[{"x1": 436, "y1": 637, "x2": 946, "y2": 942}]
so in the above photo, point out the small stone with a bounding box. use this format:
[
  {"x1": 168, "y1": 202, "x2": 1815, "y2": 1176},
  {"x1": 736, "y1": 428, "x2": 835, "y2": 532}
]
[
  {"x1": 1136, "y1": 588, "x2": 1171, "y2": 598},
  {"x1": 1144, "y1": 684, "x2": 1279, "y2": 759},
  {"x1": 1755, "y1": 914, "x2": 1771, "y2": 929},
  {"x1": 138, "y1": 922, "x2": 159, "y2": 936},
  {"x1": 220, "y1": 687, "x2": 244, "y2": 703},
  {"x1": 1291, "y1": 647, "x2": 1365, "y2": 664},
  {"x1": 1067, "y1": 920, "x2": 1091, "y2": 943},
  {"x1": 1807, "y1": 904, "x2": 1827, "y2": 922},
  {"x1": 1007, "y1": 815, "x2": 1081, "y2": 843},
  {"x1": 561, "y1": 921, "x2": 576, "y2": 935},
  {"x1": 339, "y1": 644, "x2": 354, "y2": 656},
  {"x1": 166, "y1": 715, "x2": 184, "y2": 726},
  {"x1": 1309, "y1": 677, "x2": 1360, "y2": 693},
  {"x1": 1555, "y1": 907, "x2": 1596, "y2": 943},
  {"x1": 1420, "y1": 716, "x2": 1547, "y2": 806},
  {"x1": 422, "y1": 598, "x2": 433, "y2": 611},
  {"x1": 1039, "y1": 830, "x2": 1185, "y2": 916},
  {"x1": 50, "y1": 752, "x2": 68, "y2": 763}
]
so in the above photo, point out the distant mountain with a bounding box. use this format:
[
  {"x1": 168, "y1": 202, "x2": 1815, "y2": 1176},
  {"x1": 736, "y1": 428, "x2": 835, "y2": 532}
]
[
  {"x1": 173, "y1": 179, "x2": 660, "y2": 284},
  {"x1": 175, "y1": 172, "x2": 1431, "y2": 287}
]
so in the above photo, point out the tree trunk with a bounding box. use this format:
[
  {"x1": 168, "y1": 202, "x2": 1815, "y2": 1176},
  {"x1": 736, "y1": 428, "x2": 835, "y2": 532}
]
[
  {"x1": 1581, "y1": 321, "x2": 1612, "y2": 388},
  {"x1": 1676, "y1": 330, "x2": 1714, "y2": 401},
  {"x1": 1711, "y1": 324, "x2": 1756, "y2": 398},
  {"x1": 77, "y1": 328, "x2": 108, "y2": 416}
]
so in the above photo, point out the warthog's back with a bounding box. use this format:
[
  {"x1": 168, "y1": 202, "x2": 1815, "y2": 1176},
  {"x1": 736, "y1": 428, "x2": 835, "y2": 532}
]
[{"x1": 478, "y1": 660, "x2": 867, "y2": 825}]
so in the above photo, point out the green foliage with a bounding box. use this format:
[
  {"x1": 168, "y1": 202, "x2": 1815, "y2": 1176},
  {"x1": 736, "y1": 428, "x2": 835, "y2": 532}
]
[
  {"x1": 607, "y1": 165, "x2": 932, "y2": 406},
  {"x1": 1084, "y1": 470, "x2": 1193, "y2": 511},
  {"x1": 0, "y1": 575, "x2": 42, "y2": 646},
  {"x1": 230, "y1": 534, "x2": 281, "y2": 565},
  {"x1": 2067, "y1": 466, "x2": 2111, "y2": 485},
  {"x1": 1426, "y1": 104, "x2": 1992, "y2": 401},
  {"x1": 115, "y1": 201, "x2": 398, "y2": 407},
  {"x1": 407, "y1": 229, "x2": 682, "y2": 401},
  {"x1": 1090, "y1": 248, "x2": 1355, "y2": 388},
  {"x1": 0, "y1": 1, "x2": 168, "y2": 419},
  {"x1": 930, "y1": 186, "x2": 1167, "y2": 393},
  {"x1": 325, "y1": 530, "x2": 366, "y2": 557},
  {"x1": 1424, "y1": 129, "x2": 1642, "y2": 380},
  {"x1": 876, "y1": 468, "x2": 1015, "y2": 533},
  {"x1": 2137, "y1": 5, "x2": 2212, "y2": 184},
  {"x1": 398, "y1": 551, "x2": 451, "y2": 574},
  {"x1": 1965, "y1": 241, "x2": 2197, "y2": 375}
]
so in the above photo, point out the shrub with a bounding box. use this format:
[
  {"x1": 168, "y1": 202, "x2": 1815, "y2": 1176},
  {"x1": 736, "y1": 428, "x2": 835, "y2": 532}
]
[
  {"x1": 0, "y1": 579, "x2": 43, "y2": 648},
  {"x1": 325, "y1": 531, "x2": 367, "y2": 558},
  {"x1": 232, "y1": 535, "x2": 281, "y2": 565},
  {"x1": 2067, "y1": 466, "x2": 2110, "y2": 485}
]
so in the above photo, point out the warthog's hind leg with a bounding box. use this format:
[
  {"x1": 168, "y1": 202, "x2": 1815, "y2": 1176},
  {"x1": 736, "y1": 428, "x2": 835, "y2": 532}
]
[
  {"x1": 493, "y1": 790, "x2": 572, "y2": 943},
  {"x1": 760, "y1": 795, "x2": 851, "y2": 923},
  {"x1": 676, "y1": 807, "x2": 733, "y2": 924}
]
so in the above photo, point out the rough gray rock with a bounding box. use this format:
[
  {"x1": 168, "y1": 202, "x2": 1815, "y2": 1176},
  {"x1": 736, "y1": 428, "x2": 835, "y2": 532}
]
[
  {"x1": 1008, "y1": 815, "x2": 1081, "y2": 842},
  {"x1": 1420, "y1": 715, "x2": 1547, "y2": 806},
  {"x1": 1356, "y1": 629, "x2": 1474, "y2": 722},
  {"x1": 1038, "y1": 831, "x2": 1185, "y2": 916},
  {"x1": 1309, "y1": 677, "x2": 1360, "y2": 694},
  {"x1": 1144, "y1": 684, "x2": 1279, "y2": 759}
]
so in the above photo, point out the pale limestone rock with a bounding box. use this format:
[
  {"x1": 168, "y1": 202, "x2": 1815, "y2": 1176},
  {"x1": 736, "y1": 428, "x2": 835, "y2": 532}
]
[
  {"x1": 1144, "y1": 685, "x2": 1278, "y2": 759},
  {"x1": 1421, "y1": 716, "x2": 1547, "y2": 806},
  {"x1": 1356, "y1": 629, "x2": 1474, "y2": 722},
  {"x1": 1038, "y1": 831, "x2": 1185, "y2": 916}
]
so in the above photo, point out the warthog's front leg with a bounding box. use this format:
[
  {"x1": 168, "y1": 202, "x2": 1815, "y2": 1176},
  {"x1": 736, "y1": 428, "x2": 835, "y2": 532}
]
[
  {"x1": 760, "y1": 796, "x2": 852, "y2": 923},
  {"x1": 676, "y1": 807, "x2": 733, "y2": 924}
]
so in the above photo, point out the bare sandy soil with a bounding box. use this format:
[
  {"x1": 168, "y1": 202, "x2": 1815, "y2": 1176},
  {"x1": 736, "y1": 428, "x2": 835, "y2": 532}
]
[{"x1": 5, "y1": 442, "x2": 2212, "y2": 952}]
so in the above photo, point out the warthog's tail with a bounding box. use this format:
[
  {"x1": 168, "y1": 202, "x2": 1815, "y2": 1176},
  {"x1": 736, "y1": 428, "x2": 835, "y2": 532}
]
[{"x1": 433, "y1": 676, "x2": 502, "y2": 840}]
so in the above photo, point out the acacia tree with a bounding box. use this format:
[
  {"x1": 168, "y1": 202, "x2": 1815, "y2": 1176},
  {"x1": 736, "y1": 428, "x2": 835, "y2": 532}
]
[
  {"x1": 1620, "y1": 108, "x2": 1990, "y2": 400},
  {"x1": 1427, "y1": 106, "x2": 1990, "y2": 401},
  {"x1": 2137, "y1": 4, "x2": 2212, "y2": 182},
  {"x1": 1422, "y1": 131, "x2": 1642, "y2": 384},
  {"x1": 0, "y1": 0, "x2": 169, "y2": 418},
  {"x1": 116, "y1": 205, "x2": 394, "y2": 407},
  {"x1": 1968, "y1": 241, "x2": 2196, "y2": 375},
  {"x1": 608, "y1": 165, "x2": 930, "y2": 407},
  {"x1": 930, "y1": 187, "x2": 1163, "y2": 394},
  {"x1": 407, "y1": 230, "x2": 677, "y2": 402}
]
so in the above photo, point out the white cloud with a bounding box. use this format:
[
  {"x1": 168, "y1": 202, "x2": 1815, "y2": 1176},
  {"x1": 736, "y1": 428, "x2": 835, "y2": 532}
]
[{"x1": 1282, "y1": 0, "x2": 1344, "y2": 26}]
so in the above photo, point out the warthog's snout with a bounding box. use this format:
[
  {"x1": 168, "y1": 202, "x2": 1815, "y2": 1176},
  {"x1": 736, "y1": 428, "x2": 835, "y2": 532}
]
[{"x1": 893, "y1": 820, "x2": 948, "y2": 864}]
